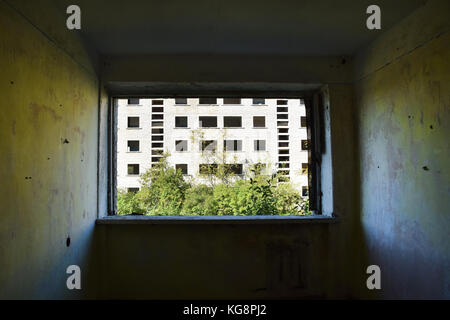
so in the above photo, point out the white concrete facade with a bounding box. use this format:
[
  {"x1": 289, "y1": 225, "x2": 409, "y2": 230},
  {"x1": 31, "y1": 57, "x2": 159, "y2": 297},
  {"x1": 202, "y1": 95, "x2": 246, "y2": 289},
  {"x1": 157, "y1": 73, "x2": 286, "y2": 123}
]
[{"x1": 116, "y1": 98, "x2": 309, "y2": 195}]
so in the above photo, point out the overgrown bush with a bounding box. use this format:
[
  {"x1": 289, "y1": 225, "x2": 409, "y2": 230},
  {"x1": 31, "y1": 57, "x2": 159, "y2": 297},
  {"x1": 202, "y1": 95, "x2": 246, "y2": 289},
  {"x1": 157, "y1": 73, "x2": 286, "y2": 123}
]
[
  {"x1": 117, "y1": 154, "x2": 311, "y2": 216},
  {"x1": 136, "y1": 155, "x2": 190, "y2": 215},
  {"x1": 181, "y1": 185, "x2": 217, "y2": 215},
  {"x1": 117, "y1": 189, "x2": 145, "y2": 215}
]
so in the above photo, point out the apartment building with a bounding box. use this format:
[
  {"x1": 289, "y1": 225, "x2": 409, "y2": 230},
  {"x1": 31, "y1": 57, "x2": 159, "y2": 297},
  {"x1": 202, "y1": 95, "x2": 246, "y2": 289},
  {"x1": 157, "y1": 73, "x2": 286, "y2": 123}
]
[{"x1": 116, "y1": 98, "x2": 309, "y2": 196}]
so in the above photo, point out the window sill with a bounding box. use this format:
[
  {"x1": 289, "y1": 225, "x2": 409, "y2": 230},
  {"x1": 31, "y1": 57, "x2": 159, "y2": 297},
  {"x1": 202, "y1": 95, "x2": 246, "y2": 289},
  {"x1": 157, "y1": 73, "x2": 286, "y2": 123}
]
[{"x1": 96, "y1": 214, "x2": 338, "y2": 225}]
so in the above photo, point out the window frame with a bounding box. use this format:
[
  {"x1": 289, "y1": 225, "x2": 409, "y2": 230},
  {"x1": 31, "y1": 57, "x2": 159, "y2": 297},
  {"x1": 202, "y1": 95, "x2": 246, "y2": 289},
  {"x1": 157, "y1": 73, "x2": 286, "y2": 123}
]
[{"x1": 107, "y1": 93, "x2": 324, "y2": 219}]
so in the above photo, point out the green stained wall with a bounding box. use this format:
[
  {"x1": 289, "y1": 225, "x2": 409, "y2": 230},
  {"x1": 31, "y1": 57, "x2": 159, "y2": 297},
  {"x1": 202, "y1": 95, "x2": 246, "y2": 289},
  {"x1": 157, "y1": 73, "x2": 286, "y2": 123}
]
[
  {"x1": 353, "y1": 0, "x2": 450, "y2": 298},
  {"x1": 0, "y1": 1, "x2": 100, "y2": 298}
]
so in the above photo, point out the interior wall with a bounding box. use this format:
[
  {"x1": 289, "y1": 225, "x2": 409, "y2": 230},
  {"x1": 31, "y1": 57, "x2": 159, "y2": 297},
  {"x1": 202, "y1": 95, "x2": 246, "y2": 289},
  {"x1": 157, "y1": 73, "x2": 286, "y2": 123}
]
[
  {"x1": 0, "y1": 0, "x2": 101, "y2": 298},
  {"x1": 97, "y1": 83, "x2": 357, "y2": 300},
  {"x1": 353, "y1": 0, "x2": 450, "y2": 299}
]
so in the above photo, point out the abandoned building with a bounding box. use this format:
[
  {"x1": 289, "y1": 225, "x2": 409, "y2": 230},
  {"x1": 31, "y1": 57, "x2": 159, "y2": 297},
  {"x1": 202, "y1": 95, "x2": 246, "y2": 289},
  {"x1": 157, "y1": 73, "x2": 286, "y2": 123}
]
[
  {"x1": 116, "y1": 98, "x2": 309, "y2": 192},
  {"x1": 0, "y1": 0, "x2": 449, "y2": 300}
]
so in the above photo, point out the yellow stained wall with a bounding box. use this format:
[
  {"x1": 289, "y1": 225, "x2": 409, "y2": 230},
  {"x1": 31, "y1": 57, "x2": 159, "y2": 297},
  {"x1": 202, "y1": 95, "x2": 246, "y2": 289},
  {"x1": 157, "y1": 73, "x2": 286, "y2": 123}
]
[
  {"x1": 0, "y1": 1, "x2": 100, "y2": 298},
  {"x1": 353, "y1": 0, "x2": 450, "y2": 298}
]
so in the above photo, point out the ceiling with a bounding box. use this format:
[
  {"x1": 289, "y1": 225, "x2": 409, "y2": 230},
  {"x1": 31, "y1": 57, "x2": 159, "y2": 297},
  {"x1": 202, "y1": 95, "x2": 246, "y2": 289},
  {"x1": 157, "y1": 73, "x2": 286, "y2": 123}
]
[{"x1": 55, "y1": 0, "x2": 425, "y2": 56}]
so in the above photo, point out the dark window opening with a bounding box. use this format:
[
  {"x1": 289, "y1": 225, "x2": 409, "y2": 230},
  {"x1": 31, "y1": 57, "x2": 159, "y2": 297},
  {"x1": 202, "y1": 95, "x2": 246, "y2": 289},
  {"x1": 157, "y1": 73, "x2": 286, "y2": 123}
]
[
  {"x1": 127, "y1": 164, "x2": 139, "y2": 175},
  {"x1": 302, "y1": 163, "x2": 308, "y2": 175},
  {"x1": 278, "y1": 128, "x2": 289, "y2": 133},
  {"x1": 152, "y1": 157, "x2": 162, "y2": 163},
  {"x1": 301, "y1": 140, "x2": 310, "y2": 150},
  {"x1": 175, "y1": 116, "x2": 188, "y2": 128},
  {"x1": 152, "y1": 143, "x2": 163, "y2": 148},
  {"x1": 253, "y1": 98, "x2": 265, "y2": 105},
  {"x1": 277, "y1": 121, "x2": 289, "y2": 126},
  {"x1": 127, "y1": 117, "x2": 139, "y2": 128},
  {"x1": 224, "y1": 116, "x2": 242, "y2": 128},
  {"x1": 277, "y1": 100, "x2": 288, "y2": 105},
  {"x1": 152, "y1": 114, "x2": 164, "y2": 120},
  {"x1": 200, "y1": 140, "x2": 217, "y2": 152},
  {"x1": 278, "y1": 142, "x2": 289, "y2": 147},
  {"x1": 152, "y1": 107, "x2": 164, "y2": 113},
  {"x1": 128, "y1": 187, "x2": 139, "y2": 193},
  {"x1": 302, "y1": 186, "x2": 309, "y2": 197},
  {"x1": 277, "y1": 114, "x2": 288, "y2": 119},
  {"x1": 175, "y1": 98, "x2": 187, "y2": 105},
  {"x1": 301, "y1": 116, "x2": 307, "y2": 128},
  {"x1": 199, "y1": 163, "x2": 218, "y2": 175},
  {"x1": 152, "y1": 121, "x2": 163, "y2": 127},
  {"x1": 223, "y1": 98, "x2": 241, "y2": 105},
  {"x1": 152, "y1": 135, "x2": 163, "y2": 141},
  {"x1": 199, "y1": 97, "x2": 217, "y2": 105},
  {"x1": 152, "y1": 128, "x2": 164, "y2": 134},
  {"x1": 127, "y1": 140, "x2": 139, "y2": 152},
  {"x1": 176, "y1": 164, "x2": 188, "y2": 175},
  {"x1": 224, "y1": 164, "x2": 243, "y2": 175},
  {"x1": 152, "y1": 150, "x2": 163, "y2": 156},
  {"x1": 277, "y1": 107, "x2": 288, "y2": 112},
  {"x1": 152, "y1": 100, "x2": 163, "y2": 105},
  {"x1": 253, "y1": 116, "x2": 266, "y2": 127},
  {"x1": 279, "y1": 149, "x2": 289, "y2": 154},
  {"x1": 199, "y1": 116, "x2": 217, "y2": 128},
  {"x1": 278, "y1": 135, "x2": 289, "y2": 141},
  {"x1": 127, "y1": 98, "x2": 140, "y2": 105},
  {"x1": 279, "y1": 156, "x2": 290, "y2": 162}
]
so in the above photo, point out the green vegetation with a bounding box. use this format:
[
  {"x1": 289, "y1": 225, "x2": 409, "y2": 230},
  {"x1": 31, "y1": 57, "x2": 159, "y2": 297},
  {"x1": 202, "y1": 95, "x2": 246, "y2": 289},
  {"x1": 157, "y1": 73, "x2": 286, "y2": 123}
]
[{"x1": 117, "y1": 154, "x2": 311, "y2": 216}]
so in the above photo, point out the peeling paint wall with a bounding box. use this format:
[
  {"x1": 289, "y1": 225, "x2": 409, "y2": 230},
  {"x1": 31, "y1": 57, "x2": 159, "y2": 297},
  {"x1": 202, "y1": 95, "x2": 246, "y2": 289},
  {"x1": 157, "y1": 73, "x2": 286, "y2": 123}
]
[
  {"x1": 353, "y1": 0, "x2": 450, "y2": 299},
  {"x1": 0, "y1": 1, "x2": 101, "y2": 298}
]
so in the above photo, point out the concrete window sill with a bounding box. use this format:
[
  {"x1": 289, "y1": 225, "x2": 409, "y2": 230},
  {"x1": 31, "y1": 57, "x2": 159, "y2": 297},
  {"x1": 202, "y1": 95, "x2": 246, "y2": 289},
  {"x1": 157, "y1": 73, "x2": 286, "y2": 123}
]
[{"x1": 96, "y1": 214, "x2": 338, "y2": 225}]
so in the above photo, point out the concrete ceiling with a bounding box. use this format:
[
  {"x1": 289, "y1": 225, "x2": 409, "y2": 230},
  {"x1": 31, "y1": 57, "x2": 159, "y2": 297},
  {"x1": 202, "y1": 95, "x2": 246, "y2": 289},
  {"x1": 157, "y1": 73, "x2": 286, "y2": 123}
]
[{"x1": 55, "y1": 0, "x2": 425, "y2": 56}]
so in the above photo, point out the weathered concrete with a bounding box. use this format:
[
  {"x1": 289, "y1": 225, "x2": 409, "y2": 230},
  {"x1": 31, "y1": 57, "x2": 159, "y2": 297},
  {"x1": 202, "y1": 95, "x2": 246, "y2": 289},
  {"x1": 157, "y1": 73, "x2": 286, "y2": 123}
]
[
  {"x1": 353, "y1": 0, "x2": 450, "y2": 299},
  {"x1": 0, "y1": 0, "x2": 102, "y2": 298}
]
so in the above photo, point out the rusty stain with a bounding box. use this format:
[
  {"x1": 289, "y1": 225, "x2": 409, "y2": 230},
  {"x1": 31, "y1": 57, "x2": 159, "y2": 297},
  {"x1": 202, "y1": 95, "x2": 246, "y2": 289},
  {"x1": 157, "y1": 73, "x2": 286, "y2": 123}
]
[{"x1": 29, "y1": 103, "x2": 62, "y2": 122}]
